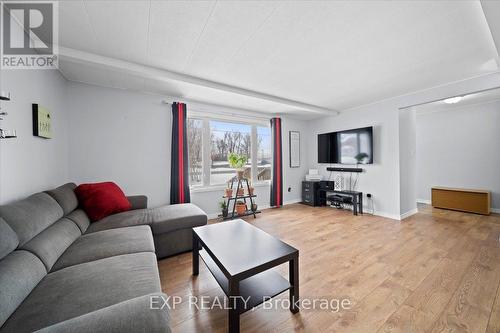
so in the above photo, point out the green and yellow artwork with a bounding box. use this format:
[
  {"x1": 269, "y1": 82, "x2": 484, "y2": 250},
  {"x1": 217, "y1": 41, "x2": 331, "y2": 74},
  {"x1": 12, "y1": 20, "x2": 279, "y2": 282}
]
[{"x1": 32, "y1": 104, "x2": 52, "y2": 139}]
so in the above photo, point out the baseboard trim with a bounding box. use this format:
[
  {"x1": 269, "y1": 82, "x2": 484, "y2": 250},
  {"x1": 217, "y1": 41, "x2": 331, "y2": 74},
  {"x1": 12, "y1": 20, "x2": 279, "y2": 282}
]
[
  {"x1": 400, "y1": 208, "x2": 418, "y2": 220},
  {"x1": 491, "y1": 208, "x2": 500, "y2": 214},
  {"x1": 284, "y1": 198, "x2": 302, "y2": 205},
  {"x1": 373, "y1": 211, "x2": 402, "y2": 221},
  {"x1": 416, "y1": 199, "x2": 431, "y2": 205}
]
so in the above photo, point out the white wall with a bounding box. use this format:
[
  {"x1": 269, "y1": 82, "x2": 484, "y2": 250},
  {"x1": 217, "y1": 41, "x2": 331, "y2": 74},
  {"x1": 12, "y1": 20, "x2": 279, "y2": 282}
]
[
  {"x1": 281, "y1": 117, "x2": 310, "y2": 204},
  {"x1": 307, "y1": 107, "x2": 401, "y2": 219},
  {"x1": 416, "y1": 100, "x2": 500, "y2": 210},
  {"x1": 399, "y1": 108, "x2": 417, "y2": 216},
  {"x1": 66, "y1": 81, "x2": 309, "y2": 213},
  {"x1": 307, "y1": 72, "x2": 500, "y2": 220},
  {"x1": 67, "y1": 82, "x2": 171, "y2": 207},
  {"x1": 0, "y1": 69, "x2": 69, "y2": 204}
]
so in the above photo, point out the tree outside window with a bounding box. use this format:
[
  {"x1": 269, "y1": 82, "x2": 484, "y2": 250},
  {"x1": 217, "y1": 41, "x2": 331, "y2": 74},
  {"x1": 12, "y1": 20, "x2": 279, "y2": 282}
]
[{"x1": 187, "y1": 118, "x2": 272, "y2": 187}]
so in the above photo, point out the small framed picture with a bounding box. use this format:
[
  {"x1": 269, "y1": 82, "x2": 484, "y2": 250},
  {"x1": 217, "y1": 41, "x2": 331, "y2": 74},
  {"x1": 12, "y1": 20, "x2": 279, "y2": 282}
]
[
  {"x1": 32, "y1": 104, "x2": 52, "y2": 139},
  {"x1": 289, "y1": 131, "x2": 300, "y2": 168}
]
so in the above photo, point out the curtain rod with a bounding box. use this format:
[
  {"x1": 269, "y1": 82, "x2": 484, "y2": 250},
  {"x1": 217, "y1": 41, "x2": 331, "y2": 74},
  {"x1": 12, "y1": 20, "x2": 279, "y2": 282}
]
[{"x1": 161, "y1": 100, "x2": 273, "y2": 121}]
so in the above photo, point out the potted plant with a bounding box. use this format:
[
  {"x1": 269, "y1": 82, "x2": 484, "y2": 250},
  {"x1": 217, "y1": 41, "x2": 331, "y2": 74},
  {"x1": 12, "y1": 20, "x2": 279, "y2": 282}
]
[
  {"x1": 251, "y1": 203, "x2": 258, "y2": 212},
  {"x1": 236, "y1": 200, "x2": 247, "y2": 215},
  {"x1": 355, "y1": 152, "x2": 369, "y2": 164},
  {"x1": 228, "y1": 152, "x2": 248, "y2": 179},
  {"x1": 237, "y1": 187, "x2": 245, "y2": 197},
  {"x1": 224, "y1": 183, "x2": 233, "y2": 198},
  {"x1": 219, "y1": 200, "x2": 228, "y2": 218}
]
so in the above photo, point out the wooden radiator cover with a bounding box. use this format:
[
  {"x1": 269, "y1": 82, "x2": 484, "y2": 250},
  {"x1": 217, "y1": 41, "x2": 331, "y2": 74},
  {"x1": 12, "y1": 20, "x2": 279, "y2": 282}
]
[{"x1": 431, "y1": 187, "x2": 490, "y2": 215}]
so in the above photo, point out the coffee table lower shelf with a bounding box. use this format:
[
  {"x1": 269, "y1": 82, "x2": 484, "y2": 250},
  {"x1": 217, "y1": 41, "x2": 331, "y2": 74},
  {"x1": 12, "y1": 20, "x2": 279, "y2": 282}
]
[{"x1": 199, "y1": 250, "x2": 291, "y2": 314}]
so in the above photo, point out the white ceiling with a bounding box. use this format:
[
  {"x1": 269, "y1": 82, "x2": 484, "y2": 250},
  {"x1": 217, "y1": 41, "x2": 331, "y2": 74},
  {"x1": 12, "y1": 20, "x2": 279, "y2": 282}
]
[{"x1": 57, "y1": 0, "x2": 500, "y2": 118}]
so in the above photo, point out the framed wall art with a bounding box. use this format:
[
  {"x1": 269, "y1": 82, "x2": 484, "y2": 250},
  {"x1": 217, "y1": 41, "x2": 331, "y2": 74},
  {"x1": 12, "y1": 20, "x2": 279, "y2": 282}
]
[
  {"x1": 289, "y1": 131, "x2": 300, "y2": 168},
  {"x1": 32, "y1": 104, "x2": 52, "y2": 139}
]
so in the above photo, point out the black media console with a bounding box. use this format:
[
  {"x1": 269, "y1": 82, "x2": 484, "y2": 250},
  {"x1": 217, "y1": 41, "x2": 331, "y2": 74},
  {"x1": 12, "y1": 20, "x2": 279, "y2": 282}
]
[{"x1": 301, "y1": 180, "x2": 363, "y2": 215}]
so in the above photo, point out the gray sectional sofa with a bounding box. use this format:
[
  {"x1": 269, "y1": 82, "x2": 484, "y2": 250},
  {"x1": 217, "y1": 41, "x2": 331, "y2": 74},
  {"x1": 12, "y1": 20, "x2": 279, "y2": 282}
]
[{"x1": 0, "y1": 183, "x2": 208, "y2": 332}]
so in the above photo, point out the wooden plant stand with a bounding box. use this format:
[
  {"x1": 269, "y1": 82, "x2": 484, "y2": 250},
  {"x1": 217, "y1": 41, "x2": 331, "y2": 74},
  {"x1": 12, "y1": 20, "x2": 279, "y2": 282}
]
[{"x1": 220, "y1": 177, "x2": 261, "y2": 220}]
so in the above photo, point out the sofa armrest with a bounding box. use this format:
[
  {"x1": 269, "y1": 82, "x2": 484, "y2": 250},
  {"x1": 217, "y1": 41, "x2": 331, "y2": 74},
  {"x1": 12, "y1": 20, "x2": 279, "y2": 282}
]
[
  {"x1": 127, "y1": 195, "x2": 148, "y2": 210},
  {"x1": 35, "y1": 293, "x2": 170, "y2": 333}
]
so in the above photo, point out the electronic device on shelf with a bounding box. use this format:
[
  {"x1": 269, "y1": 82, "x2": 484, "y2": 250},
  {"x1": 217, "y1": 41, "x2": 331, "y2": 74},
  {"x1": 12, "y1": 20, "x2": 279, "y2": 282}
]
[
  {"x1": 305, "y1": 169, "x2": 322, "y2": 181},
  {"x1": 319, "y1": 180, "x2": 335, "y2": 190}
]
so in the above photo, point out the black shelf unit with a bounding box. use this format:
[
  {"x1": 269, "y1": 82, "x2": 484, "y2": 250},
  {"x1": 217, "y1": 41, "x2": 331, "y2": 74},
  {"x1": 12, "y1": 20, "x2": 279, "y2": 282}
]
[
  {"x1": 198, "y1": 249, "x2": 290, "y2": 314},
  {"x1": 219, "y1": 177, "x2": 261, "y2": 220},
  {"x1": 301, "y1": 181, "x2": 320, "y2": 206}
]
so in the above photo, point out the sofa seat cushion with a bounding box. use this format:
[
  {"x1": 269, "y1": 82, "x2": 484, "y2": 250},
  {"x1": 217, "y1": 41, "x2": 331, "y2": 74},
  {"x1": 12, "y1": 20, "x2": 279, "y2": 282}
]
[
  {"x1": 150, "y1": 203, "x2": 207, "y2": 235},
  {"x1": 34, "y1": 293, "x2": 171, "y2": 333},
  {"x1": 85, "y1": 209, "x2": 151, "y2": 234},
  {"x1": 51, "y1": 226, "x2": 155, "y2": 271},
  {"x1": 85, "y1": 204, "x2": 207, "y2": 237},
  {"x1": 1, "y1": 252, "x2": 161, "y2": 333}
]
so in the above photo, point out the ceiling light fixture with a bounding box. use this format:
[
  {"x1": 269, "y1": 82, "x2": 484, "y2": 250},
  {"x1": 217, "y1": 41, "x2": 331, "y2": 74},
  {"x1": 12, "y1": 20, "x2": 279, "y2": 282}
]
[{"x1": 443, "y1": 96, "x2": 463, "y2": 104}]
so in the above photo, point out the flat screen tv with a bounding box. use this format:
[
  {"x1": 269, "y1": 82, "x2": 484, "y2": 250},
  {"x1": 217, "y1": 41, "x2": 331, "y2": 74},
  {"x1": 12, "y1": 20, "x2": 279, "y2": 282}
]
[{"x1": 318, "y1": 126, "x2": 373, "y2": 164}]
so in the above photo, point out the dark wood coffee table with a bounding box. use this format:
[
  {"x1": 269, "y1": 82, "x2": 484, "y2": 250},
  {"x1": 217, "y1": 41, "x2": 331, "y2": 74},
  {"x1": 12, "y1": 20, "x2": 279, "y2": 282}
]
[{"x1": 192, "y1": 219, "x2": 299, "y2": 333}]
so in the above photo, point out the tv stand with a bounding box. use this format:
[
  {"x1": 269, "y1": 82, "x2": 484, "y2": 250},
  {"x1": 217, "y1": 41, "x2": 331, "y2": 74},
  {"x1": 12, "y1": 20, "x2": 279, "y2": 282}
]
[
  {"x1": 318, "y1": 189, "x2": 363, "y2": 215},
  {"x1": 301, "y1": 181, "x2": 363, "y2": 215}
]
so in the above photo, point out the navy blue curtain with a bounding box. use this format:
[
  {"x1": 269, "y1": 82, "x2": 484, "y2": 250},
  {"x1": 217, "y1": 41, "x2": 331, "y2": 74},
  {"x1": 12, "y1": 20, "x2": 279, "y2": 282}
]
[
  {"x1": 270, "y1": 118, "x2": 283, "y2": 207},
  {"x1": 170, "y1": 102, "x2": 190, "y2": 204}
]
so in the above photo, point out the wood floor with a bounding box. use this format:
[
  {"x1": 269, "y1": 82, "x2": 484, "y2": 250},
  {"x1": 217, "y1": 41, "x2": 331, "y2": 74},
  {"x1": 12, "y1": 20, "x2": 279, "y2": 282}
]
[{"x1": 158, "y1": 204, "x2": 500, "y2": 333}]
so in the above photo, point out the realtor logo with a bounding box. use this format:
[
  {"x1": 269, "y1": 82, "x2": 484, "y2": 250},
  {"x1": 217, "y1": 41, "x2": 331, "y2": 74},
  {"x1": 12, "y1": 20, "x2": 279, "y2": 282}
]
[{"x1": 1, "y1": 1, "x2": 58, "y2": 69}]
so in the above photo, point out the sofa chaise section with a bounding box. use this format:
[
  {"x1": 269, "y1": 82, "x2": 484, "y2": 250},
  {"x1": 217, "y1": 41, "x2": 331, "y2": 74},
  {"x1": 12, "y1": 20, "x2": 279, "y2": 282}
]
[
  {"x1": 84, "y1": 199, "x2": 208, "y2": 258},
  {"x1": 45, "y1": 183, "x2": 207, "y2": 258}
]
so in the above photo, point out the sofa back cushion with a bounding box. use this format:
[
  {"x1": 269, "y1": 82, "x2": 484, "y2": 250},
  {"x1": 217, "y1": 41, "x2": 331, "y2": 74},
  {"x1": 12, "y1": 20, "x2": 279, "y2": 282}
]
[
  {"x1": 45, "y1": 183, "x2": 78, "y2": 215},
  {"x1": 0, "y1": 193, "x2": 63, "y2": 246},
  {"x1": 0, "y1": 250, "x2": 46, "y2": 327},
  {"x1": 0, "y1": 218, "x2": 18, "y2": 260},
  {"x1": 75, "y1": 182, "x2": 131, "y2": 222},
  {"x1": 21, "y1": 218, "x2": 82, "y2": 271},
  {"x1": 66, "y1": 209, "x2": 91, "y2": 233}
]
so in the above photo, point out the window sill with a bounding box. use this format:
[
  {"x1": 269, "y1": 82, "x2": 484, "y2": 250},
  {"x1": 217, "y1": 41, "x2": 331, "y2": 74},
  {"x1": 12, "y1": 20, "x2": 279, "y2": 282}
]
[{"x1": 190, "y1": 181, "x2": 271, "y2": 193}]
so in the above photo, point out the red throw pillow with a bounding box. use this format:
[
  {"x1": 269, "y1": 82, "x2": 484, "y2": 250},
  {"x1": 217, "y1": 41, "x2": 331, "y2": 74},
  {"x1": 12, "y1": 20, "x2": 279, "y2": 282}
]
[{"x1": 74, "y1": 182, "x2": 131, "y2": 222}]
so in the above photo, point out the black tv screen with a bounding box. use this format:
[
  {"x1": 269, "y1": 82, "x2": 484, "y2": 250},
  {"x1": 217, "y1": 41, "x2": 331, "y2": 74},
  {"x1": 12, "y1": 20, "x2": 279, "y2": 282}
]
[{"x1": 318, "y1": 127, "x2": 373, "y2": 164}]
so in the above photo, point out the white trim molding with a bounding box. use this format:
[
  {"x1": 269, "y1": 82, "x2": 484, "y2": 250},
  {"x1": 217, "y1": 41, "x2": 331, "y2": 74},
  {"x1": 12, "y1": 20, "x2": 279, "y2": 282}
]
[
  {"x1": 373, "y1": 211, "x2": 403, "y2": 221},
  {"x1": 400, "y1": 208, "x2": 419, "y2": 220},
  {"x1": 416, "y1": 199, "x2": 431, "y2": 205}
]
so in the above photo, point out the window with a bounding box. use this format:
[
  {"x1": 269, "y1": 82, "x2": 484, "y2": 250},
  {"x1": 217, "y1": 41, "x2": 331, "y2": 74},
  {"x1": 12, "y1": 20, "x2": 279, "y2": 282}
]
[
  {"x1": 187, "y1": 117, "x2": 272, "y2": 188},
  {"x1": 187, "y1": 118, "x2": 203, "y2": 186},
  {"x1": 210, "y1": 121, "x2": 252, "y2": 185}
]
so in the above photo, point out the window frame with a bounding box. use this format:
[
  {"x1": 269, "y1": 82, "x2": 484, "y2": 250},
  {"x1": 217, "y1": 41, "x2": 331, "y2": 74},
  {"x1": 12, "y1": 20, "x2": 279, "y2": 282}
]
[{"x1": 187, "y1": 115, "x2": 271, "y2": 191}]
